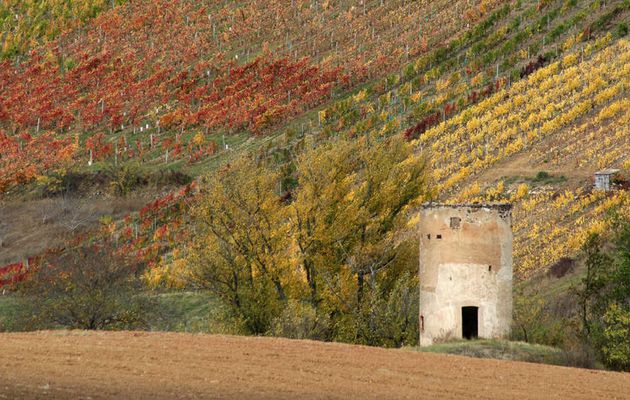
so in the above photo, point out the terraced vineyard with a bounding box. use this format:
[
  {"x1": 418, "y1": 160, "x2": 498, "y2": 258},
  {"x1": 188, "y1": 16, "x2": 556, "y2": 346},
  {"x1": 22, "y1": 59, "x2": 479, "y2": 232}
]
[
  {"x1": 423, "y1": 35, "x2": 628, "y2": 192},
  {"x1": 438, "y1": 37, "x2": 629, "y2": 276},
  {"x1": 0, "y1": 0, "x2": 509, "y2": 193},
  {"x1": 0, "y1": 0, "x2": 127, "y2": 60},
  {"x1": 318, "y1": 0, "x2": 629, "y2": 140}
]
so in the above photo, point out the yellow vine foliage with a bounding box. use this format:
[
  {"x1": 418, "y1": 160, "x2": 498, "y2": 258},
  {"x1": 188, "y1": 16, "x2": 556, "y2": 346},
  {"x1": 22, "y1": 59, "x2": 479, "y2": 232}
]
[{"x1": 411, "y1": 38, "x2": 629, "y2": 277}]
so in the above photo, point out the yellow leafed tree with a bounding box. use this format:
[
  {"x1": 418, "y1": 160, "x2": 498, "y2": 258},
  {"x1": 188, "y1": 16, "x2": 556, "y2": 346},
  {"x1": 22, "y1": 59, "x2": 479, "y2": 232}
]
[{"x1": 178, "y1": 134, "x2": 430, "y2": 344}]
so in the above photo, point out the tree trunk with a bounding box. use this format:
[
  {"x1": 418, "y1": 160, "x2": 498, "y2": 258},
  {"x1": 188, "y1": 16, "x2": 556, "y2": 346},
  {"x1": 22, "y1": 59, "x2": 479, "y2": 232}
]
[{"x1": 357, "y1": 272, "x2": 364, "y2": 307}]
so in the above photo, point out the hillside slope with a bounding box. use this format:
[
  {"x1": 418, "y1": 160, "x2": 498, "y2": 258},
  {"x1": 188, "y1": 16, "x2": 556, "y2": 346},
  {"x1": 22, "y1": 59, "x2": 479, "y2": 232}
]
[
  {"x1": 426, "y1": 36, "x2": 630, "y2": 276},
  {"x1": 0, "y1": 0, "x2": 628, "y2": 287},
  {"x1": 0, "y1": 0, "x2": 504, "y2": 193},
  {"x1": 0, "y1": 331, "x2": 629, "y2": 400},
  {"x1": 0, "y1": 0, "x2": 126, "y2": 60}
]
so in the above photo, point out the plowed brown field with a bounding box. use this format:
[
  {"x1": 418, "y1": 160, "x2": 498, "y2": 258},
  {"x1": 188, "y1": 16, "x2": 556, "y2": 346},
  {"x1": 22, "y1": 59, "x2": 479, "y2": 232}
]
[{"x1": 0, "y1": 331, "x2": 628, "y2": 399}]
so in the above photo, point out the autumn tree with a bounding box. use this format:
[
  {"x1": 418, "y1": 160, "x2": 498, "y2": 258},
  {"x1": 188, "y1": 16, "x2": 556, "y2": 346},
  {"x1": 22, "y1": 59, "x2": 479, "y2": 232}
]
[
  {"x1": 182, "y1": 134, "x2": 430, "y2": 344},
  {"x1": 290, "y1": 136, "x2": 428, "y2": 333},
  {"x1": 18, "y1": 241, "x2": 153, "y2": 330},
  {"x1": 574, "y1": 212, "x2": 630, "y2": 370},
  {"x1": 184, "y1": 157, "x2": 290, "y2": 334}
]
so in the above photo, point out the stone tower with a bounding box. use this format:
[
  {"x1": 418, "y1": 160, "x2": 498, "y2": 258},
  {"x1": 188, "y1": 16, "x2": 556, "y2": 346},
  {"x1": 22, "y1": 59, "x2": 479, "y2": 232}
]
[{"x1": 418, "y1": 203, "x2": 512, "y2": 346}]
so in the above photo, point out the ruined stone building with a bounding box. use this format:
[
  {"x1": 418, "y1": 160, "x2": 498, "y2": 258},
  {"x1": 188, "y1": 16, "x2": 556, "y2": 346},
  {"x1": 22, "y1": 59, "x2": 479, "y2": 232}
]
[
  {"x1": 594, "y1": 169, "x2": 620, "y2": 192},
  {"x1": 418, "y1": 203, "x2": 513, "y2": 346}
]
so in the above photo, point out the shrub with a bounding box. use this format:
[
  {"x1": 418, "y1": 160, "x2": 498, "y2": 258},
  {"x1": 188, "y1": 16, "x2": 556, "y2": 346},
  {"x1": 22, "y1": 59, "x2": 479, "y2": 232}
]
[
  {"x1": 270, "y1": 300, "x2": 330, "y2": 340},
  {"x1": 560, "y1": 340, "x2": 599, "y2": 369},
  {"x1": 601, "y1": 303, "x2": 630, "y2": 371},
  {"x1": 16, "y1": 241, "x2": 154, "y2": 330},
  {"x1": 571, "y1": 213, "x2": 630, "y2": 370},
  {"x1": 335, "y1": 273, "x2": 419, "y2": 347},
  {"x1": 548, "y1": 257, "x2": 575, "y2": 278},
  {"x1": 105, "y1": 163, "x2": 145, "y2": 197},
  {"x1": 511, "y1": 292, "x2": 568, "y2": 347},
  {"x1": 535, "y1": 171, "x2": 550, "y2": 181}
]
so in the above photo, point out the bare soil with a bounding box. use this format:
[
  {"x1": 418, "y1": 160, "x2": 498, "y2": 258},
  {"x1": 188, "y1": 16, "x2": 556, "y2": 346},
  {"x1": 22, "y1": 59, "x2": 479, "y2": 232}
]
[
  {"x1": 472, "y1": 150, "x2": 592, "y2": 186},
  {"x1": 0, "y1": 197, "x2": 146, "y2": 265},
  {"x1": 0, "y1": 331, "x2": 628, "y2": 399}
]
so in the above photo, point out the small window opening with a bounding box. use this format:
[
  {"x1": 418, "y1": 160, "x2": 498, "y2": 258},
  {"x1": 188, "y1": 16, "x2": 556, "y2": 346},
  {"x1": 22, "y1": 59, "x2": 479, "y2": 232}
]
[
  {"x1": 436, "y1": 234, "x2": 442, "y2": 239},
  {"x1": 450, "y1": 217, "x2": 461, "y2": 229},
  {"x1": 488, "y1": 265, "x2": 492, "y2": 272},
  {"x1": 427, "y1": 234, "x2": 431, "y2": 239}
]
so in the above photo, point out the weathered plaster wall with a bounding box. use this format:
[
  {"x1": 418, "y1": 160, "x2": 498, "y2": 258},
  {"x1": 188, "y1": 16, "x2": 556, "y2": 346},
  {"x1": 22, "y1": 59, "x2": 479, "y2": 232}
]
[{"x1": 419, "y1": 204, "x2": 512, "y2": 346}]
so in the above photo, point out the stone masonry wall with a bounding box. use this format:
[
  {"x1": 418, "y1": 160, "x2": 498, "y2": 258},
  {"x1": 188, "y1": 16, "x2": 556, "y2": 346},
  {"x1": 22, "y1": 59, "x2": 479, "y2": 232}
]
[{"x1": 418, "y1": 204, "x2": 512, "y2": 346}]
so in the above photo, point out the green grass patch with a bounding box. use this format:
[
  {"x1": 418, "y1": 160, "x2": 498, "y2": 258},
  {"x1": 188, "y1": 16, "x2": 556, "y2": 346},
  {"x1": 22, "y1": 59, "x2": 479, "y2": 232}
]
[
  {"x1": 504, "y1": 171, "x2": 568, "y2": 186},
  {"x1": 0, "y1": 295, "x2": 21, "y2": 331},
  {"x1": 0, "y1": 290, "x2": 224, "y2": 334},
  {"x1": 409, "y1": 339, "x2": 571, "y2": 366},
  {"x1": 150, "y1": 291, "x2": 226, "y2": 334}
]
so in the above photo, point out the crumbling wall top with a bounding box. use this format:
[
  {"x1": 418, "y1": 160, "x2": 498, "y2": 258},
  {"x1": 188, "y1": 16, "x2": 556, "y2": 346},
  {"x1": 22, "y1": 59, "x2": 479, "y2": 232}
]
[{"x1": 420, "y1": 202, "x2": 512, "y2": 211}]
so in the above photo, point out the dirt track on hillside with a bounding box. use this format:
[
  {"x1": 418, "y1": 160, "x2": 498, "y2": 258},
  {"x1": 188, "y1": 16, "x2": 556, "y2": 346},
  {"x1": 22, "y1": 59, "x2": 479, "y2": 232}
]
[{"x1": 0, "y1": 331, "x2": 628, "y2": 400}]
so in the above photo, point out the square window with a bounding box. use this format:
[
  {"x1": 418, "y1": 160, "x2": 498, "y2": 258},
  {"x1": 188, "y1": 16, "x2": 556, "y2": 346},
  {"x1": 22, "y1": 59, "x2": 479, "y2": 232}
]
[
  {"x1": 450, "y1": 217, "x2": 461, "y2": 229},
  {"x1": 436, "y1": 234, "x2": 442, "y2": 239}
]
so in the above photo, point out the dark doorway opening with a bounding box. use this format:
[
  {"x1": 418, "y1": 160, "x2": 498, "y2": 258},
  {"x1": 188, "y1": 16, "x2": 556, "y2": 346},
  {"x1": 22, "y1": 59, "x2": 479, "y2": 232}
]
[{"x1": 462, "y1": 306, "x2": 478, "y2": 340}]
